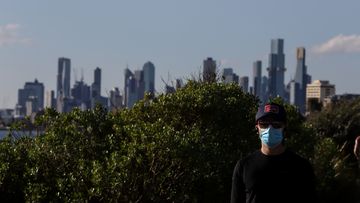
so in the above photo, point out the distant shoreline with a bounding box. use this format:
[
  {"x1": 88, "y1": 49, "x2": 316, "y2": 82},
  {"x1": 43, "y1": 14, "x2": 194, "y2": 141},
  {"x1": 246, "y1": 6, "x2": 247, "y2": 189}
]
[{"x1": 0, "y1": 127, "x2": 10, "y2": 131}]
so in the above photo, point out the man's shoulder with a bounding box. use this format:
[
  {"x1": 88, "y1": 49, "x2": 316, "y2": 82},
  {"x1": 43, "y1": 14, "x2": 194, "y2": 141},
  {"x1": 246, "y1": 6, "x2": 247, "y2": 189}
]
[
  {"x1": 238, "y1": 150, "x2": 261, "y2": 165},
  {"x1": 233, "y1": 150, "x2": 260, "y2": 174},
  {"x1": 284, "y1": 149, "x2": 312, "y2": 167}
]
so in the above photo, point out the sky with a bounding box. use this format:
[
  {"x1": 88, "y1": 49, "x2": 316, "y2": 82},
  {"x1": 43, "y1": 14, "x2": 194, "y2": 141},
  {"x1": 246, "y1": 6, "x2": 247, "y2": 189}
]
[{"x1": 1, "y1": 0, "x2": 360, "y2": 108}]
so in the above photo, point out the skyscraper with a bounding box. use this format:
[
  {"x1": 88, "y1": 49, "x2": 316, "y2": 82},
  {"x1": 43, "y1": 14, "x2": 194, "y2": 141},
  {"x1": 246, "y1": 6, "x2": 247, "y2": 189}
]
[
  {"x1": 71, "y1": 80, "x2": 91, "y2": 110},
  {"x1": 16, "y1": 79, "x2": 44, "y2": 117},
  {"x1": 291, "y1": 47, "x2": 311, "y2": 113},
  {"x1": 261, "y1": 76, "x2": 268, "y2": 103},
  {"x1": 91, "y1": 67, "x2": 108, "y2": 108},
  {"x1": 222, "y1": 68, "x2": 239, "y2": 84},
  {"x1": 253, "y1": 60, "x2": 262, "y2": 99},
  {"x1": 125, "y1": 75, "x2": 137, "y2": 108},
  {"x1": 203, "y1": 57, "x2": 216, "y2": 82},
  {"x1": 124, "y1": 67, "x2": 133, "y2": 107},
  {"x1": 92, "y1": 67, "x2": 101, "y2": 98},
  {"x1": 109, "y1": 87, "x2": 123, "y2": 111},
  {"x1": 267, "y1": 39, "x2": 286, "y2": 99},
  {"x1": 45, "y1": 90, "x2": 56, "y2": 109},
  {"x1": 57, "y1": 57, "x2": 71, "y2": 98},
  {"x1": 240, "y1": 76, "x2": 249, "y2": 93},
  {"x1": 134, "y1": 70, "x2": 145, "y2": 100},
  {"x1": 143, "y1": 61, "x2": 155, "y2": 95},
  {"x1": 124, "y1": 62, "x2": 156, "y2": 108}
]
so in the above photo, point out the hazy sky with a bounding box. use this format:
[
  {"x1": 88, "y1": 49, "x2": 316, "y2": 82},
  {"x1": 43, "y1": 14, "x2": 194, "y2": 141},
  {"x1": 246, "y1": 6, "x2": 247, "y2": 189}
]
[{"x1": 1, "y1": 0, "x2": 360, "y2": 108}]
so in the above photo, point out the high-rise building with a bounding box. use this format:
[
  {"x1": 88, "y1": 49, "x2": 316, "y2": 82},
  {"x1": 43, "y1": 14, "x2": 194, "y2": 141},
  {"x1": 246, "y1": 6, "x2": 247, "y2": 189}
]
[
  {"x1": 222, "y1": 68, "x2": 239, "y2": 84},
  {"x1": 306, "y1": 80, "x2": 335, "y2": 113},
  {"x1": 16, "y1": 79, "x2": 44, "y2": 117},
  {"x1": 253, "y1": 61, "x2": 262, "y2": 99},
  {"x1": 124, "y1": 68, "x2": 133, "y2": 107},
  {"x1": 125, "y1": 75, "x2": 138, "y2": 108},
  {"x1": 203, "y1": 57, "x2": 216, "y2": 82},
  {"x1": 261, "y1": 76, "x2": 268, "y2": 103},
  {"x1": 90, "y1": 67, "x2": 108, "y2": 109},
  {"x1": 124, "y1": 62, "x2": 156, "y2": 108},
  {"x1": 134, "y1": 70, "x2": 145, "y2": 100},
  {"x1": 57, "y1": 57, "x2": 71, "y2": 98},
  {"x1": 57, "y1": 57, "x2": 71, "y2": 112},
  {"x1": 143, "y1": 61, "x2": 155, "y2": 95},
  {"x1": 45, "y1": 90, "x2": 56, "y2": 109},
  {"x1": 267, "y1": 39, "x2": 286, "y2": 99},
  {"x1": 71, "y1": 80, "x2": 91, "y2": 110},
  {"x1": 92, "y1": 67, "x2": 101, "y2": 98},
  {"x1": 109, "y1": 87, "x2": 123, "y2": 111},
  {"x1": 291, "y1": 47, "x2": 311, "y2": 113},
  {"x1": 240, "y1": 76, "x2": 249, "y2": 93}
]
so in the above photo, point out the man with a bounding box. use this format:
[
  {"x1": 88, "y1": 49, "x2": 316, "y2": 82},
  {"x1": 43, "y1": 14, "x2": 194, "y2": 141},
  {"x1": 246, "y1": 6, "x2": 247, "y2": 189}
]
[
  {"x1": 231, "y1": 102, "x2": 316, "y2": 203},
  {"x1": 355, "y1": 136, "x2": 360, "y2": 160}
]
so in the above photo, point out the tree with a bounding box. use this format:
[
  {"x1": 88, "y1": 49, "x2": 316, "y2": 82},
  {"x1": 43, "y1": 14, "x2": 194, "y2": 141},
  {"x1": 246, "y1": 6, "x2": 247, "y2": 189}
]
[
  {"x1": 120, "y1": 81, "x2": 259, "y2": 202},
  {"x1": 306, "y1": 98, "x2": 360, "y2": 202}
]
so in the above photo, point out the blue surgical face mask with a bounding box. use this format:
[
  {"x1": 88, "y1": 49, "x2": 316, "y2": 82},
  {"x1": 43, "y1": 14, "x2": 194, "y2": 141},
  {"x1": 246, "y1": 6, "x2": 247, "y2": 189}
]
[{"x1": 259, "y1": 126, "x2": 284, "y2": 148}]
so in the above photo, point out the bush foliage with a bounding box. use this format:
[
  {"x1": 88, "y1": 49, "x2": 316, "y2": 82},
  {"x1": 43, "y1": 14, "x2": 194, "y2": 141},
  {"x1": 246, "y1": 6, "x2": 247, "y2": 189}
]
[{"x1": 0, "y1": 82, "x2": 359, "y2": 202}]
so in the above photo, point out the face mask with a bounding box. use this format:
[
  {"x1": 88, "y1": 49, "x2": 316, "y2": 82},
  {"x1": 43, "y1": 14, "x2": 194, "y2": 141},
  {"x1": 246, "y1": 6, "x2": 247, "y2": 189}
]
[{"x1": 259, "y1": 126, "x2": 283, "y2": 148}]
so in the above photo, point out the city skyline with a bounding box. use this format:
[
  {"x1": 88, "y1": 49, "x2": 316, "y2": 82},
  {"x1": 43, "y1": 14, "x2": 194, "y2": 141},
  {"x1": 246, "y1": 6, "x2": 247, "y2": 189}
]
[{"x1": 2, "y1": 1, "x2": 360, "y2": 108}]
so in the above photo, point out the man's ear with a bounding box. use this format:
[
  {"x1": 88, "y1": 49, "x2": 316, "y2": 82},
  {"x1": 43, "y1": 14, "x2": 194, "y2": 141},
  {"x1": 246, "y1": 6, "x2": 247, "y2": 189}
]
[{"x1": 255, "y1": 124, "x2": 259, "y2": 132}]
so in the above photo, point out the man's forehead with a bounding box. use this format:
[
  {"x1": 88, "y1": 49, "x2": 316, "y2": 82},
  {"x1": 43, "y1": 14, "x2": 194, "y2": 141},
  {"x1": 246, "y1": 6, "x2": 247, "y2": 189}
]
[{"x1": 257, "y1": 116, "x2": 283, "y2": 122}]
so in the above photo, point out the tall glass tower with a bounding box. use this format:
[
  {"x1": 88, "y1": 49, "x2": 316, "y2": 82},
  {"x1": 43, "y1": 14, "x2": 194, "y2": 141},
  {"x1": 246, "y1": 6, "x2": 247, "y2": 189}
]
[
  {"x1": 203, "y1": 57, "x2": 216, "y2": 82},
  {"x1": 143, "y1": 61, "x2": 155, "y2": 95},
  {"x1": 267, "y1": 39, "x2": 286, "y2": 99},
  {"x1": 92, "y1": 67, "x2": 101, "y2": 98},
  {"x1": 291, "y1": 47, "x2": 311, "y2": 113},
  {"x1": 57, "y1": 57, "x2": 71, "y2": 98},
  {"x1": 253, "y1": 60, "x2": 262, "y2": 99}
]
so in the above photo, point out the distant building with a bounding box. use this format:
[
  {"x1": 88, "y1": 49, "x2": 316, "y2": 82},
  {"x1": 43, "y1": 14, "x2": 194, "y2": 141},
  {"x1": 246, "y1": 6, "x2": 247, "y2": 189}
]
[
  {"x1": 0, "y1": 109, "x2": 14, "y2": 126},
  {"x1": 240, "y1": 76, "x2": 249, "y2": 93},
  {"x1": 306, "y1": 80, "x2": 335, "y2": 113},
  {"x1": 267, "y1": 39, "x2": 286, "y2": 99},
  {"x1": 124, "y1": 62, "x2": 156, "y2": 108},
  {"x1": 203, "y1": 57, "x2": 217, "y2": 82},
  {"x1": 57, "y1": 57, "x2": 71, "y2": 112},
  {"x1": 72, "y1": 80, "x2": 91, "y2": 110},
  {"x1": 290, "y1": 47, "x2": 311, "y2": 114},
  {"x1": 90, "y1": 67, "x2": 108, "y2": 109},
  {"x1": 109, "y1": 87, "x2": 123, "y2": 111},
  {"x1": 330, "y1": 93, "x2": 360, "y2": 102},
  {"x1": 46, "y1": 90, "x2": 56, "y2": 109},
  {"x1": 125, "y1": 75, "x2": 138, "y2": 108},
  {"x1": 16, "y1": 79, "x2": 44, "y2": 117},
  {"x1": 57, "y1": 57, "x2": 71, "y2": 98},
  {"x1": 143, "y1": 61, "x2": 155, "y2": 95},
  {"x1": 134, "y1": 70, "x2": 145, "y2": 100},
  {"x1": 322, "y1": 93, "x2": 360, "y2": 108},
  {"x1": 261, "y1": 76, "x2": 268, "y2": 103},
  {"x1": 222, "y1": 68, "x2": 239, "y2": 84},
  {"x1": 253, "y1": 60, "x2": 262, "y2": 99},
  {"x1": 124, "y1": 67, "x2": 133, "y2": 107},
  {"x1": 249, "y1": 86, "x2": 254, "y2": 95},
  {"x1": 91, "y1": 67, "x2": 101, "y2": 98}
]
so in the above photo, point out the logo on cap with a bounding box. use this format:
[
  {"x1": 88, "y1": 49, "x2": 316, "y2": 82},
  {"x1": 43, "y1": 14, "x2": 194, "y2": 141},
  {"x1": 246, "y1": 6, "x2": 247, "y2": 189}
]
[{"x1": 264, "y1": 104, "x2": 279, "y2": 114}]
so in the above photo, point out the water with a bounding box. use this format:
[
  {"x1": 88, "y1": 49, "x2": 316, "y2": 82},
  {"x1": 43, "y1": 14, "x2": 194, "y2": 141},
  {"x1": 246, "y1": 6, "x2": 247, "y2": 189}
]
[
  {"x1": 0, "y1": 129, "x2": 37, "y2": 139},
  {"x1": 0, "y1": 130, "x2": 9, "y2": 139}
]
